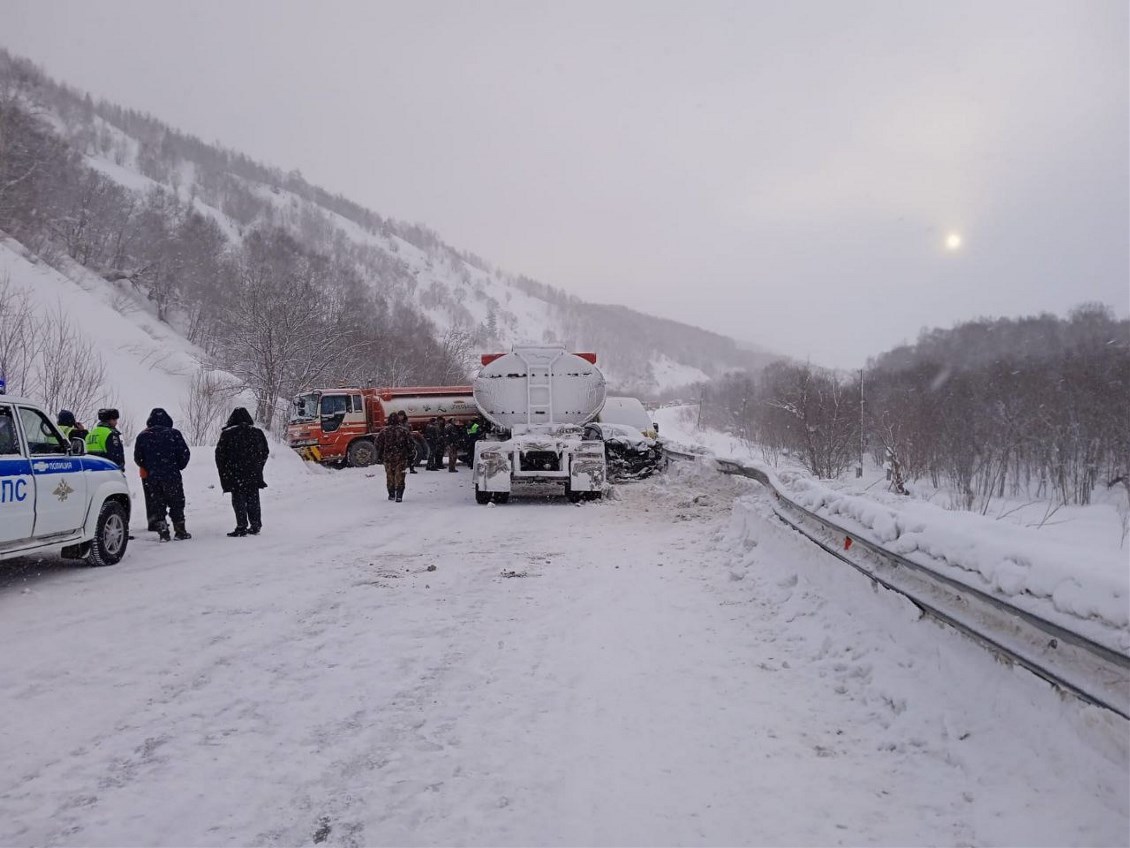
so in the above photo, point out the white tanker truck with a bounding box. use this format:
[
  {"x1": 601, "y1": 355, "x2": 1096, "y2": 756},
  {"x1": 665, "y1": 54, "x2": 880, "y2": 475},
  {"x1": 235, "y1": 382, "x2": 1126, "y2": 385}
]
[{"x1": 471, "y1": 344, "x2": 608, "y2": 504}]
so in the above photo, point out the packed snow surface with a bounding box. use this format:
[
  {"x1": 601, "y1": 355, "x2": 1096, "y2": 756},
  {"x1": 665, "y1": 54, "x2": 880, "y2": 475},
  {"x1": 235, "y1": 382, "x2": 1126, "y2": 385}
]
[
  {"x1": 0, "y1": 453, "x2": 1126, "y2": 846},
  {"x1": 654, "y1": 405, "x2": 1130, "y2": 656}
]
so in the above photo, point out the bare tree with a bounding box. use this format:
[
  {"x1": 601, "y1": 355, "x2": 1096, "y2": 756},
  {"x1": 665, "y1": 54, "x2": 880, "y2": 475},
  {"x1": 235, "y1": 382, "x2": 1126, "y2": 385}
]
[
  {"x1": 214, "y1": 231, "x2": 367, "y2": 422},
  {"x1": 183, "y1": 369, "x2": 242, "y2": 444},
  {"x1": 31, "y1": 303, "x2": 107, "y2": 424},
  {"x1": 0, "y1": 273, "x2": 42, "y2": 395},
  {"x1": 763, "y1": 362, "x2": 858, "y2": 478}
]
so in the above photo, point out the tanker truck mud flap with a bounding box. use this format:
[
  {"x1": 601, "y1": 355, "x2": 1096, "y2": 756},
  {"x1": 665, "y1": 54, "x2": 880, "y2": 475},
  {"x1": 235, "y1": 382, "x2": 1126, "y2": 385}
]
[
  {"x1": 473, "y1": 444, "x2": 512, "y2": 493},
  {"x1": 568, "y1": 442, "x2": 607, "y2": 493}
]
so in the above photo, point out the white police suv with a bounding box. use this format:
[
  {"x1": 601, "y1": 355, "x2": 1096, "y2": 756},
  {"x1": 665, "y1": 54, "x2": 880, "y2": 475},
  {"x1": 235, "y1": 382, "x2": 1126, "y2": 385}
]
[{"x1": 0, "y1": 397, "x2": 131, "y2": 566}]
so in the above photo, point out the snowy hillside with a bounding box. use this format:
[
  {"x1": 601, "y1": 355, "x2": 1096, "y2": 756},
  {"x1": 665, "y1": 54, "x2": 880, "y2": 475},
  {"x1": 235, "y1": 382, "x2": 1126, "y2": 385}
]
[
  {"x1": 1, "y1": 49, "x2": 776, "y2": 395},
  {"x1": 0, "y1": 236, "x2": 222, "y2": 437}
]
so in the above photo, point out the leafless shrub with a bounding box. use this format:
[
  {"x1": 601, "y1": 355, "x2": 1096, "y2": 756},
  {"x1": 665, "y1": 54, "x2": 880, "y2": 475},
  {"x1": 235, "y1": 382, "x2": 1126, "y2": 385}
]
[
  {"x1": 31, "y1": 303, "x2": 107, "y2": 424},
  {"x1": 183, "y1": 369, "x2": 241, "y2": 444},
  {"x1": 0, "y1": 273, "x2": 42, "y2": 395},
  {"x1": 109, "y1": 287, "x2": 141, "y2": 316}
]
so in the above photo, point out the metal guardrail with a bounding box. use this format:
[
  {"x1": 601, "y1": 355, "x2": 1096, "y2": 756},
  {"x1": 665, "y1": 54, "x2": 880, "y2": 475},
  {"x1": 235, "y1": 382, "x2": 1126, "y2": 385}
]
[{"x1": 663, "y1": 444, "x2": 1130, "y2": 720}]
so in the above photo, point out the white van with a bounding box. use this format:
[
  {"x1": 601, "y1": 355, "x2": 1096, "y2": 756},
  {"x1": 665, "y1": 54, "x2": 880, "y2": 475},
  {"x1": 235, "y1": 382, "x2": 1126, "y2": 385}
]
[{"x1": 598, "y1": 396, "x2": 657, "y2": 438}]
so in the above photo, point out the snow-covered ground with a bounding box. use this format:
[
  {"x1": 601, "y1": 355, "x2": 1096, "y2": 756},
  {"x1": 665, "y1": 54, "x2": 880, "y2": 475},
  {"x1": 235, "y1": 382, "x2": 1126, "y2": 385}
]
[
  {"x1": 1, "y1": 450, "x2": 1126, "y2": 846},
  {"x1": 0, "y1": 236, "x2": 221, "y2": 436},
  {"x1": 655, "y1": 404, "x2": 1130, "y2": 656}
]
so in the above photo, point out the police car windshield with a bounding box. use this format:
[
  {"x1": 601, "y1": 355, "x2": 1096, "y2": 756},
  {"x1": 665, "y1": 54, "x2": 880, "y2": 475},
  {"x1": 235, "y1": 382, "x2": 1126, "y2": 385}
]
[{"x1": 292, "y1": 394, "x2": 320, "y2": 422}]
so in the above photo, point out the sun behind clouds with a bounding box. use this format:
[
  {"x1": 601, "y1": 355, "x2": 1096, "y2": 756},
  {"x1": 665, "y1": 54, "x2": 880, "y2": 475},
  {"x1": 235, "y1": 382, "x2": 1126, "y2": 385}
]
[{"x1": 945, "y1": 232, "x2": 963, "y2": 251}]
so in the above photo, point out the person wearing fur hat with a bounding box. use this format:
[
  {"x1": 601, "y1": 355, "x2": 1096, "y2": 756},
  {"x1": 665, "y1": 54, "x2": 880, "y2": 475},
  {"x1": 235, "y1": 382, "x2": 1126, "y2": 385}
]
[{"x1": 85, "y1": 408, "x2": 125, "y2": 470}]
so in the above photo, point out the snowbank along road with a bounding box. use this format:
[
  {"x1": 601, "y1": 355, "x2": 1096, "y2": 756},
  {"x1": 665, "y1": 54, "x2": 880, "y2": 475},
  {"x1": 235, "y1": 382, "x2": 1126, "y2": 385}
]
[{"x1": 1, "y1": 457, "x2": 1126, "y2": 846}]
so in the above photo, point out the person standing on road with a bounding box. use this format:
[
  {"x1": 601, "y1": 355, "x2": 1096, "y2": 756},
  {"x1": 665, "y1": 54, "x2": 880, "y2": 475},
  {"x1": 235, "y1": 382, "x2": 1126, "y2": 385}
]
[
  {"x1": 56, "y1": 409, "x2": 89, "y2": 453},
  {"x1": 465, "y1": 417, "x2": 484, "y2": 466},
  {"x1": 86, "y1": 408, "x2": 125, "y2": 470},
  {"x1": 134, "y1": 408, "x2": 192, "y2": 541},
  {"x1": 406, "y1": 410, "x2": 422, "y2": 475},
  {"x1": 379, "y1": 410, "x2": 415, "y2": 502},
  {"x1": 444, "y1": 418, "x2": 462, "y2": 472},
  {"x1": 424, "y1": 417, "x2": 441, "y2": 470},
  {"x1": 215, "y1": 407, "x2": 270, "y2": 537},
  {"x1": 432, "y1": 416, "x2": 448, "y2": 471}
]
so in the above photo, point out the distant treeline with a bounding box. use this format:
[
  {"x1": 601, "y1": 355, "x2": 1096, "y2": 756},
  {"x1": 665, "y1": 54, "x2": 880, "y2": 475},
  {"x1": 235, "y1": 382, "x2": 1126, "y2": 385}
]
[{"x1": 700, "y1": 308, "x2": 1130, "y2": 510}]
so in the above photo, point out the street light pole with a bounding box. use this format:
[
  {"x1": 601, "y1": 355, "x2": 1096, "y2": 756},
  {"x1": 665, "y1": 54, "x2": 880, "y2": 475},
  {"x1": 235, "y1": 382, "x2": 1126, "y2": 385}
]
[{"x1": 857, "y1": 368, "x2": 864, "y2": 478}]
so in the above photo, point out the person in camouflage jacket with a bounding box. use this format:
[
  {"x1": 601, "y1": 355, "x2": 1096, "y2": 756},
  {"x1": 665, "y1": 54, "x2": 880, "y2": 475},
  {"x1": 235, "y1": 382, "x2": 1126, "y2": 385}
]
[{"x1": 378, "y1": 410, "x2": 416, "y2": 502}]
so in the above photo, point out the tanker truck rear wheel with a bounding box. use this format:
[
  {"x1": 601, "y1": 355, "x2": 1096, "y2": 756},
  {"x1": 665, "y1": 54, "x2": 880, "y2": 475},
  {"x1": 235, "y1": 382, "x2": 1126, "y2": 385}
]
[
  {"x1": 475, "y1": 486, "x2": 492, "y2": 505},
  {"x1": 347, "y1": 439, "x2": 377, "y2": 467}
]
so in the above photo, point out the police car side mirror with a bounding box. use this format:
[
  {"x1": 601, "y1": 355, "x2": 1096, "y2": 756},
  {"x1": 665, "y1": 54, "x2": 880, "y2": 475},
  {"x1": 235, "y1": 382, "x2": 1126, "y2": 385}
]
[{"x1": 68, "y1": 437, "x2": 86, "y2": 456}]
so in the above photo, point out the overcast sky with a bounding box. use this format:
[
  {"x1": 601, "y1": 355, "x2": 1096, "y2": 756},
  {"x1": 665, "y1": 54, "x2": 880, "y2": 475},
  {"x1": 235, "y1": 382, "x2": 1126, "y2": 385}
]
[{"x1": 3, "y1": 1, "x2": 1127, "y2": 367}]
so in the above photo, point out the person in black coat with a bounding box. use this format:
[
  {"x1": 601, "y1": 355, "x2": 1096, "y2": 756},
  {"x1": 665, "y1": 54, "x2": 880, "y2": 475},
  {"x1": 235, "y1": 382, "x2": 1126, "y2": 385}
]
[
  {"x1": 134, "y1": 408, "x2": 192, "y2": 541},
  {"x1": 444, "y1": 419, "x2": 462, "y2": 472},
  {"x1": 215, "y1": 407, "x2": 269, "y2": 537}
]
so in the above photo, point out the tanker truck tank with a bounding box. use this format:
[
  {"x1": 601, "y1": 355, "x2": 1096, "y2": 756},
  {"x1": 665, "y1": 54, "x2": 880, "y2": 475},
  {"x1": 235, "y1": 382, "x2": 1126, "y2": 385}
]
[{"x1": 471, "y1": 344, "x2": 608, "y2": 504}]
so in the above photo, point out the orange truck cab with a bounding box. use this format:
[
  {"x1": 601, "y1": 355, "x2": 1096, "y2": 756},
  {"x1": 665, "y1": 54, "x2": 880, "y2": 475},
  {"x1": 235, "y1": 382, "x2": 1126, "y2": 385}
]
[{"x1": 287, "y1": 386, "x2": 478, "y2": 467}]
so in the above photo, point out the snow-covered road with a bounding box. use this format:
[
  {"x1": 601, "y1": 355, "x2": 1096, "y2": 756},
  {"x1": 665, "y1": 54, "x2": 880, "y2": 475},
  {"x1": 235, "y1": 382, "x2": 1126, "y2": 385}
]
[{"x1": 1, "y1": 459, "x2": 1126, "y2": 846}]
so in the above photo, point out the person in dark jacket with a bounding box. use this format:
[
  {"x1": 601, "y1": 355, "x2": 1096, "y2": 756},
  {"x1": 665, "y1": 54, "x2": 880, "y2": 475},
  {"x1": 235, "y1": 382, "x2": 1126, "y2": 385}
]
[
  {"x1": 405, "y1": 411, "x2": 418, "y2": 474},
  {"x1": 444, "y1": 419, "x2": 463, "y2": 472},
  {"x1": 134, "y1": 408, "x2": 192, "y2": 541},
  {"x1": 424, "y1": 417, "x2": 441, "y2": 471},
  {"x1": 465, "y1": 417, "x2": 485, "y2": 466},
  {"x1": 86, "y1": 408, "x2": 125, "y2": 469},
  {"x1": 215, "y1": 407, "x2": 269, "y2": 537}
]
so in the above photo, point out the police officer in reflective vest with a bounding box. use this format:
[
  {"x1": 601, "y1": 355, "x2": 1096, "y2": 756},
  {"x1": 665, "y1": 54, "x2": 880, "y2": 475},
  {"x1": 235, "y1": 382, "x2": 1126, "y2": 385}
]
[
  {"x1": 56, "y1": 410, "x2": 89, "y2": 453},
  {"x1": 86, "y1": 408, "x2": 125, "y2": 470}
]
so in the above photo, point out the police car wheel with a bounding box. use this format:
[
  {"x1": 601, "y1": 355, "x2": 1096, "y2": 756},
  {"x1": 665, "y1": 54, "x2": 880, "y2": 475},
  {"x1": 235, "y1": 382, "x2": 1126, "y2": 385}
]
[{"x1": 88, "y1": 500, "x2": 129, "y2": 567}]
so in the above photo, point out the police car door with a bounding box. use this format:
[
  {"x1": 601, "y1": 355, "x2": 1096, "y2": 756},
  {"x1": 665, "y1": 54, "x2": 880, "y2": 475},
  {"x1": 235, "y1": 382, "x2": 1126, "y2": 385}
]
[
  {"x1": 0, "y1": 404, "x2": 34, "y2": 546},
  {"x1": 16, "y1": 405, "x2": 88, "y2": 537}
]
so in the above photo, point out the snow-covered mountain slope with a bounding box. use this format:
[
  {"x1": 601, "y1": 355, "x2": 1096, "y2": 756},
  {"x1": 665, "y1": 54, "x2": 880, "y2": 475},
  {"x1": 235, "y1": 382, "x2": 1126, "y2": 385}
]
[
  {"x1": 0, "y1": 235, "x2": 236, "y2": 439},
  {"x1": 5, "y1": 50, "x2": 777, "y2": 395}
]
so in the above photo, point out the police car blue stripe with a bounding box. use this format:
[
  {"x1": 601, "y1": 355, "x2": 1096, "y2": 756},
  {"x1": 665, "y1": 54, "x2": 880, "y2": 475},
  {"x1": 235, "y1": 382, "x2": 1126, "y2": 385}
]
[
  {"x1": 2, "y1": 457, "x2": 116, "y2": 476},
  {"x1": 81, "y1": 456, "x2": 118, "y2": 472},
  {"x1": 0, "y1": 458, "x2": 32, "y2": 477}
]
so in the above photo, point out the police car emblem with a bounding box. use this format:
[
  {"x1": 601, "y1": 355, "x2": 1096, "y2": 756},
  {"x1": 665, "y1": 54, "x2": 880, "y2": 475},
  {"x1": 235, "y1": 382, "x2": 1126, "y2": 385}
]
[{"x1": 53, "y1": 480, "x2": 75, "y2": 502}]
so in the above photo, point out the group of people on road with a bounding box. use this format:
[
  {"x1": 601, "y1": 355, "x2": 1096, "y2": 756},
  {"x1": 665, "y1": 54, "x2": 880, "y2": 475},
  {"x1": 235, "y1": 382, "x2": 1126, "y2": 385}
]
[
  {"x1": 57, "y1": 405, "x2": 269, "y2": 541},
  {"x1": 373, "y1": 412, "x2": 486, "y2": 502},
  {"x1": 423, "y1": 415, "x2": 467, "y2": 473}
]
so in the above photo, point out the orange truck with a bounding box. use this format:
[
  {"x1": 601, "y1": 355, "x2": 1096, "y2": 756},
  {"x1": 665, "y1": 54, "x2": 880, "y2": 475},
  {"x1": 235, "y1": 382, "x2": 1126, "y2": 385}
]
[{"x1": 286, "y1": 386, "x2": 478, "y2": 467}]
